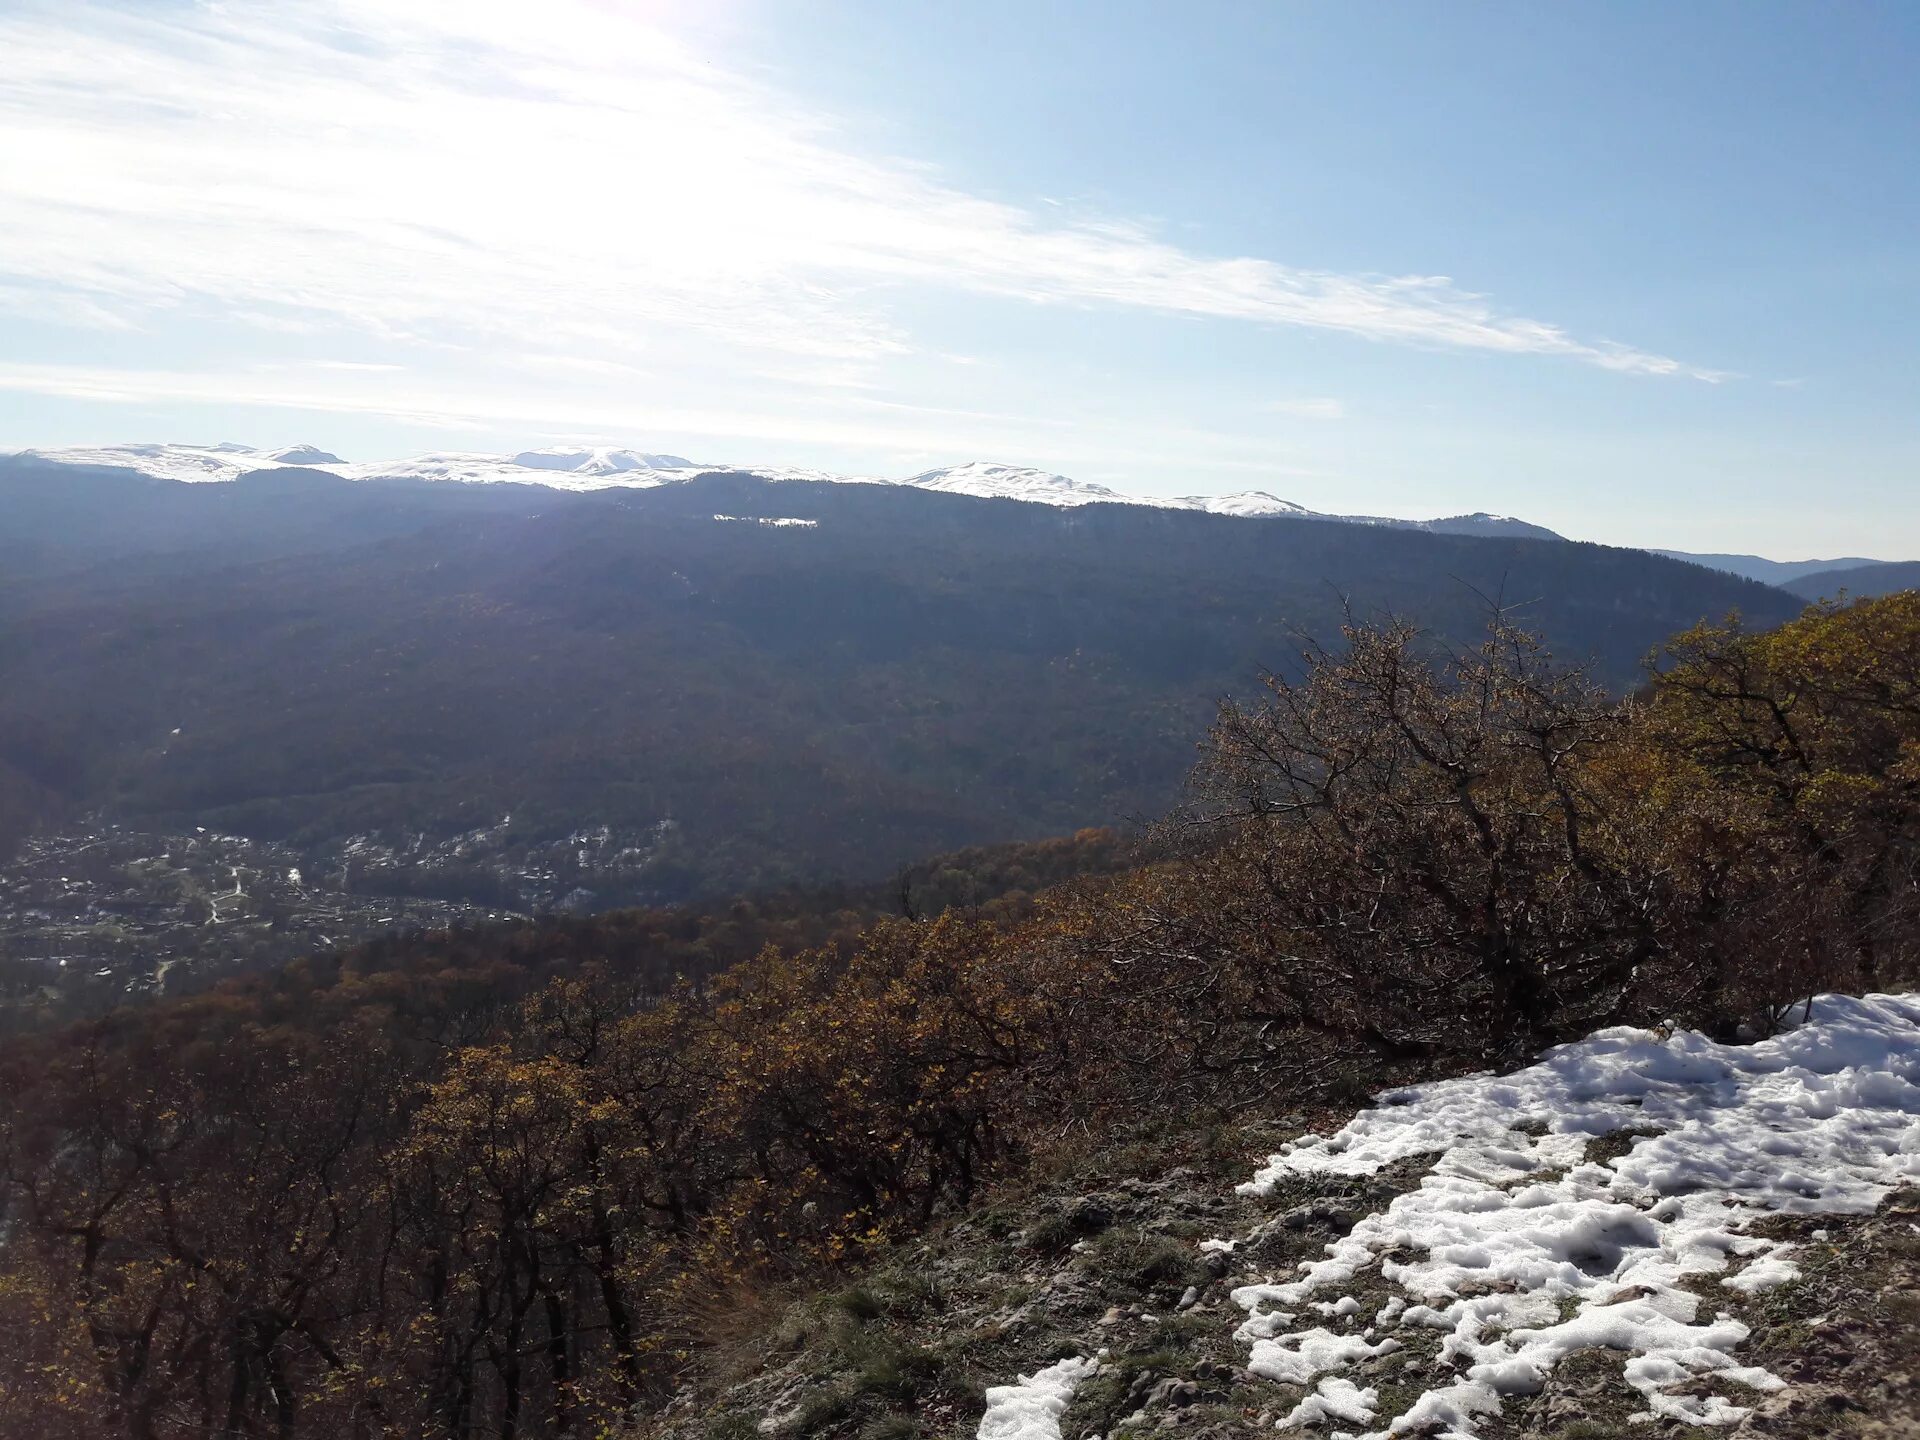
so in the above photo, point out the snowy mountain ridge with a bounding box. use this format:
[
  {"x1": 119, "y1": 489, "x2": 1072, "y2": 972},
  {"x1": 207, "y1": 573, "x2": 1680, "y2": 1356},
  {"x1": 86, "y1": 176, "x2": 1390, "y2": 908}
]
[{"x1": 5, "y1": 441, "x2": 1560, "y2": 538}]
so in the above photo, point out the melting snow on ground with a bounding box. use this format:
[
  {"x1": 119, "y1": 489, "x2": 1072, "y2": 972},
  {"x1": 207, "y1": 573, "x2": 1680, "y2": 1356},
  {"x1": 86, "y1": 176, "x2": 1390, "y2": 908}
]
[
  {"x1": 976, "y1": 1355, "x2": 1099, "y2": 1440},
  {"x1": 1221, "y1": 992, "x2": 1920, "y2": 1436}
]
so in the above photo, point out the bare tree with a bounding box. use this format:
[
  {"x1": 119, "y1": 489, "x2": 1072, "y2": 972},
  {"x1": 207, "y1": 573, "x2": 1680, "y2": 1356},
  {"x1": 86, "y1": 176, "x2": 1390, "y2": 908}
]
[{"x1": 1179, "y1": 613, "x2": 1696, "y2": 1060}]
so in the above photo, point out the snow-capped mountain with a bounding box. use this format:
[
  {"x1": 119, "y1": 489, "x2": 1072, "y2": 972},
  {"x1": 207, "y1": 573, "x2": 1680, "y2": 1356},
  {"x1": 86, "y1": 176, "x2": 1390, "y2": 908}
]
[
  {"x1": 4, "y1": 443, "x2": 877, "y2": 495},
  {"x1": 905, "y1": 462, "x2": 1131, "y2": 507},
  {"x1": 511, "y1": 446, "x2": 696, "y2": 475},
  {"x1": 7, "y1": 442, "x2": 299, "y2": 484},
  {"x1": 1174, "y1": 491, "x2": 1313, "y2": 518},
  {"x1": 905, "y1": 465, "x2": 1315, "y2": 519},
  {"x1": 346, "y1": 451, "x2": 685, "y2": 490},
  {"x1": 3, "y1": 441, "x2": 1561, "y2": 539},
  {"x1": 262, "y1": 444, "x2": 344, "y2": 465}
]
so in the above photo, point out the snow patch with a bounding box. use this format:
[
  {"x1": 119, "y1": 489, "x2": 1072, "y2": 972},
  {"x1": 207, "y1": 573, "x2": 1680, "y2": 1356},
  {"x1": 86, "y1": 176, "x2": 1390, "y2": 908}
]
[
  {"x1": 1223, "y1": 993, "x2": 1920, "y2": 1436},
  {"x1": 1721, "y1": 1251, "x2": 1800, "y2": 1294},
  {"x1": 976, "y1": 1355, "x2": 1097, "y2": 1440},
  {"x1": 712, "y1": 514, "x2": 817, "y2": 528},
  {"x1": 1248, "y1": 1326, "x2": 1400, "y2": 1386},
  {"x1": 1282, "y1": 1376, "x2": 1380, "y2": 1429}
]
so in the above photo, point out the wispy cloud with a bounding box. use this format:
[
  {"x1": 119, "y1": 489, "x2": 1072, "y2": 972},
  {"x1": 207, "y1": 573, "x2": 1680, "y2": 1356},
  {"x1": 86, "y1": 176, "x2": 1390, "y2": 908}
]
[
  {"x1": 1263, "y1": 397, "x2": 1348, "y2": 420},
  {"x1": 0, "y1": 280, "x2": 141, "y2": 332},
  {"x1": 0, "y1": 0, "x2": 1721, "y2": 389}
]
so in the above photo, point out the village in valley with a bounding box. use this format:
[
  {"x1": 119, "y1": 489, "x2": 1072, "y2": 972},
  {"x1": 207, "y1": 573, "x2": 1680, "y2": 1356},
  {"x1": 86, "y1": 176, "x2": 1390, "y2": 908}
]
[{"x1": 0, "y1": 817, "x2": 672, "y2": 1026}]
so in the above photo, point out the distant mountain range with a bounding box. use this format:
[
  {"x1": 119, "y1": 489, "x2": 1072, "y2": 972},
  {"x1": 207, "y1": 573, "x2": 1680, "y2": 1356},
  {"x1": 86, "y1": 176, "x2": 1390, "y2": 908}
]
[
  {"x1": 1650, "y1": 550, "x2": 1887, "y2": 586},
  {"x1": 1650, "y1": 549, "x2": 1920, "y2": 603},
  {"x1": 1780, "y1": 560, "x2": 1920, "y2": 601},
  {"x1": 17, "y1": 443, "x2": 1919, "y2": 575},
  {"x1": 6, "y1": 441, "x2": 1561, "y2": 539}
]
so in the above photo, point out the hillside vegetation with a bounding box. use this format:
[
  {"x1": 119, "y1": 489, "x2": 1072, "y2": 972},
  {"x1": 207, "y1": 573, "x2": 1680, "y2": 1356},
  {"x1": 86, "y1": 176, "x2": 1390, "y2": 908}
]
[
  {"x1": 2, "y1": 593, "x2": 1914, "y2": 1440},
  {"x1": 0, "y1": 466, "x2": 1800, "y2": 901}
]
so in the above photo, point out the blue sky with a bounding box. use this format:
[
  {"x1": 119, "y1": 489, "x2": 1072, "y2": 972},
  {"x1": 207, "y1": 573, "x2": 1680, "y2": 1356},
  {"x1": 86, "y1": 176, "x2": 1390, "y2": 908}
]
[{"x1": 1, "y1": 0, "x2": 1914, "y2": 556}]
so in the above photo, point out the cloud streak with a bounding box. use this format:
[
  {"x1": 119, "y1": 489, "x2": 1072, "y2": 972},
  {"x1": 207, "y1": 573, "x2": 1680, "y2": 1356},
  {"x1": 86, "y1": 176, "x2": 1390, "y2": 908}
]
[
  {"x1": 0, "y1": 0, "x2": 1720, "y2": 388},
  {"x1": 1264, "y1": 397, "x2": 1348, "y2": 420}
]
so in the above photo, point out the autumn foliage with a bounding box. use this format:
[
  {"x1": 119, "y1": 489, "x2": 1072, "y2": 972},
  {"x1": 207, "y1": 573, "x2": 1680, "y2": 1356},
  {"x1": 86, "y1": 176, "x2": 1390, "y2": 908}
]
[{"x1": 2, "y1": 595, "x2": 1916, "y2": 1438}]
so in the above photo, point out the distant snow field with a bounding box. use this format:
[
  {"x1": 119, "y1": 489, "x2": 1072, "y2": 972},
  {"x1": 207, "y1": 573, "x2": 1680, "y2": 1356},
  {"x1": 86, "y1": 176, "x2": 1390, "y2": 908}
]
[
  {"x1": 4, "y1": 441, "x2": 1559, "y2": 536},
  {"x1": 1220, "y1": 992, "x2": 1920, "y2": 1436}
]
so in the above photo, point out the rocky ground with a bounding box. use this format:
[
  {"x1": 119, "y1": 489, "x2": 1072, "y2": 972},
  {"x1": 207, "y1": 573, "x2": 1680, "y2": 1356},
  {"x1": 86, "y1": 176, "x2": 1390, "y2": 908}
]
[
  {"x1": 640, "y1": 1011, "x2": 1920, "y2": 1440},
  {"x1": 638, "y1": 1108, "x2": 1320, "y2": 1440}
]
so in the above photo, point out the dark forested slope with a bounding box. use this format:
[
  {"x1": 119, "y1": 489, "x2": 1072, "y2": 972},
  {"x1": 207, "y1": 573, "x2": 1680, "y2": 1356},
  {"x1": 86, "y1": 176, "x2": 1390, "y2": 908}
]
[
  {"x1": 0, "y1": 463, "x2": 1800, "y2": 898},
  {"x1": 1786, "y1": 559, "x2": 1920, "y2": 601}
]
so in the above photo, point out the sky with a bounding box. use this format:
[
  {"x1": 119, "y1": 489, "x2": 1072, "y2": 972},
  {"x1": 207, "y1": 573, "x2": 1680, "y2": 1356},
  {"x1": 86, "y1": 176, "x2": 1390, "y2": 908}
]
[{"x1": 0, "y1": 0, "x2": 1915, "y2": 557}]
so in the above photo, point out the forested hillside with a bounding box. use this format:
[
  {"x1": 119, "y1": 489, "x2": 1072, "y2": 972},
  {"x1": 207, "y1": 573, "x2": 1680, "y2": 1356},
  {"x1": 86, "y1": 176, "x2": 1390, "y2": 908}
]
[
  {"x1": 0, "y1": 464, "x2": 1800, "y2": 901},
  {"x1": 1787, "y1": 558, "x2": 1920, "y2": 601},
  {"x1": 2, "y1": 595, "x2": 1915, "y2": 1440}
]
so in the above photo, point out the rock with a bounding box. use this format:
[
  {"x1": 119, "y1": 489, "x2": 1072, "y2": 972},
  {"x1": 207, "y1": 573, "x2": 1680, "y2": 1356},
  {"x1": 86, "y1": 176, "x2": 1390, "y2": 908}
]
[
  {"x1": 1177, "y1": 1285, "x2": 1200, "y2": 1311},
  {"x1": 1068, "y1": 1195, "x2": 1117, "y2": 1235},
  {"x1": 1599, "y1": 1283, "x2": 1657, "y2": 1304},
  {"x1": 1144, "y1": 1376, "x2": 1205, "y2": 1409}
]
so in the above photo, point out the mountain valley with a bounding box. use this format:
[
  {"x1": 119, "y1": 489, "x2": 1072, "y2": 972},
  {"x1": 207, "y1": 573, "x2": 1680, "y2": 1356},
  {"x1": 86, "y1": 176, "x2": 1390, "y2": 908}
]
[{"x1": 1, "y1": 454, "x2": 1801, "y2": 913}]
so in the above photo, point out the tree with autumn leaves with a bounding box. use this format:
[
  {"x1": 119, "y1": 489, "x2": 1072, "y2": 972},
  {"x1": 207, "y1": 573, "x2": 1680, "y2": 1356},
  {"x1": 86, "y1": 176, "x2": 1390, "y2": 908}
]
[{"x1": 1651, "y1": 592, "x2": 1920, "y2": 1000}]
